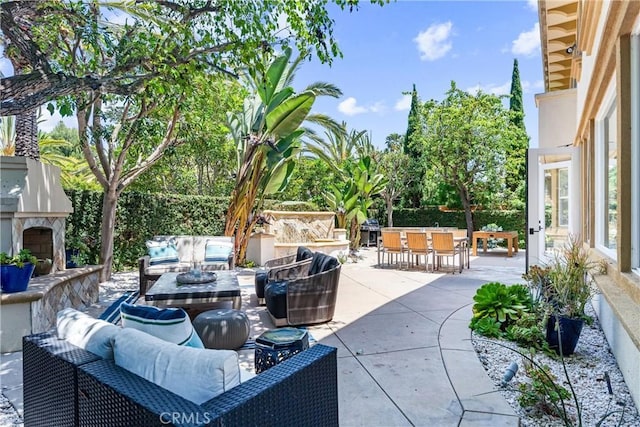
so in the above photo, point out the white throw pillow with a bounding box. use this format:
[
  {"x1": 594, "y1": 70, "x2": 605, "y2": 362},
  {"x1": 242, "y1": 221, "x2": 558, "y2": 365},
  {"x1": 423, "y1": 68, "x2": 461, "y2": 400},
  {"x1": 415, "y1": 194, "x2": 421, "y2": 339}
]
[
  {"x1": 113, "y1": 328, "x2": 241, "y2": 404},
  {"x1": 57, "y1": 308, "x2": 119, "y2": 360}
]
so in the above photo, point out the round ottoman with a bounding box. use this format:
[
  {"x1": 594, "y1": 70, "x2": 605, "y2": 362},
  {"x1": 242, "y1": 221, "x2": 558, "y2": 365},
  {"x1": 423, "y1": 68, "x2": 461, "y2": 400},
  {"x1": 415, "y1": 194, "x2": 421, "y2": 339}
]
[{"x1": 192, "y1": 309, "x2": 250, "y2": 350}]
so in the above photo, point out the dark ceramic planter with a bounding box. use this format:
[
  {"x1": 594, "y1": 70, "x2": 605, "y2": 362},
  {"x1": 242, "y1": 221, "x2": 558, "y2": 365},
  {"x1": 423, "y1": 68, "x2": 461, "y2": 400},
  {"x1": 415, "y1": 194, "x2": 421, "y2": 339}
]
[
  {"x1": 546, "y1": 315, "x2": 584, "y2": 356},
  {"x1": 0, "y1": 263, "x2": 35, "y2": 293},
  {"x1": 65, "y1": 249, "x2": 78, "y2": 268}
]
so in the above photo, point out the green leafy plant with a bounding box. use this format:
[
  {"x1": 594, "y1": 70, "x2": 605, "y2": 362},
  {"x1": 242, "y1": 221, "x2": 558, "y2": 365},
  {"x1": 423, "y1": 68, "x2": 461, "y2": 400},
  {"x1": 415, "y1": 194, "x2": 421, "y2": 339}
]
[
  {"x1": 546, "y1": 235, "x2": 597, "y2": 319},
  {"x1": 518, "y1": 361, "x2": 571, "y2": 417},
  {"x1": 472, "y1": 317, "x2": 503, "y2": 338},
  {"x1": 504, "y1": 312, "x2": 547, "y2": 350},
  {"x1": 0, "y1": 249, "x2": 38, "y2": 267},
  {"x1": 481, "y1": 223, "x2": 503, "y2": 248},
  {"x1": 470, "y1": 282, "x2": 531, "y2": 336}
]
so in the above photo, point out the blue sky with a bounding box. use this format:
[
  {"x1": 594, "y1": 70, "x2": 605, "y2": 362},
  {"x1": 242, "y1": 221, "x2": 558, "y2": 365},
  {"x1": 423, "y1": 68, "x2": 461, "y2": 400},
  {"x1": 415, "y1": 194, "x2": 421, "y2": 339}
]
[
  {"x1": 294, "y1": 0, "x2": 543, "y2": 148},
  {"x1": 2, "y1": 0, "x2": 543, "y2": 147}
]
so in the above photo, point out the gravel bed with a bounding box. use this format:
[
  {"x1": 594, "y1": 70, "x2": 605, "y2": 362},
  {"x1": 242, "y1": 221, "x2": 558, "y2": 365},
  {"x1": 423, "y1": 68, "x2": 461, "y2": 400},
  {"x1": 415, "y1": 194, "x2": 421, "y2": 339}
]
[{"x1": 472, "y1": 303, "x2": 640, "y2": 426}]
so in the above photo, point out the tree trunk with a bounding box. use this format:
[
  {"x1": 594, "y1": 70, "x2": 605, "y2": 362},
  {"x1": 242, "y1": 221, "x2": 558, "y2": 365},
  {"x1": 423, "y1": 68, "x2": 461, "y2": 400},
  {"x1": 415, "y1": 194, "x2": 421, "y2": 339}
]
[
  {"x1": 386, "y1": 196, "x2": 394, "y2": 227},
  {"x1": 349, "y1": 217, "x2": 360, "y2": 252},
  {"x1": 13, "y1": 107, "x2": 39, "y2": 160},
  {"x1": 457, "y1": 186, "x2": 474, "y2": 243},
  {"x1": 99, "y1": 188, "x2": 118, "y2": 282}
]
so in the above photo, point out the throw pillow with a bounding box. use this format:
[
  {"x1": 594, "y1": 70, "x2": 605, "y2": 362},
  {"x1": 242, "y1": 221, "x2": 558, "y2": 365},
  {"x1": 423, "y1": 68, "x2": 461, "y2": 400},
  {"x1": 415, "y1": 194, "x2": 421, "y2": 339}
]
[
  {"x1": 57, "y1": 308, "x2": 119, "y2": 360},
  {"x1": 204, "y1": 240, "x2": 233, "y2": 263},
  {"x1": 113, "y1": 328, "x2": 241, "y2": 405},
  {"x1": 120, "y1": 303, "x2": 204, "y2": 348},
  {"x1": 146, "y1": 238, "x2": 179, "y2": 265}
]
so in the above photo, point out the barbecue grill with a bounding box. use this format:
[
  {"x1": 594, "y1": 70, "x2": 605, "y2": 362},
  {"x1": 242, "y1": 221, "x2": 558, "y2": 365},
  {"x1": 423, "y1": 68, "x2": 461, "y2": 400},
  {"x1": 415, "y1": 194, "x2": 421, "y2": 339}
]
[{"x1": 360, "y1": 219, "x2": 380, "y2": 247}]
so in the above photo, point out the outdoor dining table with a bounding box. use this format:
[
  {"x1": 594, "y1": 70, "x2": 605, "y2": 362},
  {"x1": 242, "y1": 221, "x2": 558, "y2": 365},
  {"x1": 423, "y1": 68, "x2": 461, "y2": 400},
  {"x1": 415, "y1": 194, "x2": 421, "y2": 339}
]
[{"x1": 471, "y1": 230, "x2": 519, "y2": 257}]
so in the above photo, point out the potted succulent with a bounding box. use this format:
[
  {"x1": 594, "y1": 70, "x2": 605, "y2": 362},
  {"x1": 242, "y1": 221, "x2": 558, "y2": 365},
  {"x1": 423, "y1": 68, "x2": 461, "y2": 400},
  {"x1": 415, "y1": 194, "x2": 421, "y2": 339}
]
[
  {"x1": 0, "y1": 249, "x2": 37, "y2": 293},
  {"x1": 538, "y1": 236, "x2": 597, "y2": 355}
]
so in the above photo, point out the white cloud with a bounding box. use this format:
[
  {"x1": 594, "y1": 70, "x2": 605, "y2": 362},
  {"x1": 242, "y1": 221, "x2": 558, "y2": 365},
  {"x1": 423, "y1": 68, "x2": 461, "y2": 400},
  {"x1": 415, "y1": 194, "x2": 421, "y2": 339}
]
[
  {"x1": 467, "y1": 81, "x2": 511, "y2": 96},
  {"x1": 369, "y1": 101, "x2": 386, "y2": 114},
  {"x1": 338, "y1": 97, "x2": 369, "y2": 116},
  {"x1": 414, "y1": 21, "x2": 453, "y2": 61},
  {"x1": 526, "y1": 0, "x2": 538, "y2": 12},
  {"x1": 394, "y1": 95, "x2": 411, "y2": 111},
  {"x1": 337, "y1": 97, "x2": 387, "y2": 116},
  {"x1": 512, "y1": 23, "x2": 540, "y2": 56}
]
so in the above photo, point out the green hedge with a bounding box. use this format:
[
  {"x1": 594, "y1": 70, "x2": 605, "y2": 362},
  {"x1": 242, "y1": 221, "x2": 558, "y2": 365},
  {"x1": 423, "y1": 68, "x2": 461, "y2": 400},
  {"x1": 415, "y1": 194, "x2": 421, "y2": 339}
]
[
  {"x1": 374, "y1": 207, "x2": 526, "y2": 248},
  {"x1": 65, "y1": 190, "x2": 526, "y2": 271},
  {"x1": 65, "y1": 190, "x2": 229, "y2": 270}
]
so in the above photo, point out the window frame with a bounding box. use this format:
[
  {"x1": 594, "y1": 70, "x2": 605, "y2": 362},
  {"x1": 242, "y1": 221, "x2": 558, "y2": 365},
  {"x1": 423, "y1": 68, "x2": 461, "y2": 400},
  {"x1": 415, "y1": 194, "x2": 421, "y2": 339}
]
[{"x1": 595, "y1": 77, "x2": 618, "y2": 260}]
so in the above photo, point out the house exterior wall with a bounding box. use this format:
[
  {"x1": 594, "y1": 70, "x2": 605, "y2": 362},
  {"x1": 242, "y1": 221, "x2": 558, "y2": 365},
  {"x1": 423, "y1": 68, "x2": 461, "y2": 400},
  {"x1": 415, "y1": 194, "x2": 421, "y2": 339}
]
[
  {"x1": 537, "y1": 0, "x2": 640, "y2": 408},
  {"x1": 535, "y1": 89, "x2": 577, "y2": 149}
]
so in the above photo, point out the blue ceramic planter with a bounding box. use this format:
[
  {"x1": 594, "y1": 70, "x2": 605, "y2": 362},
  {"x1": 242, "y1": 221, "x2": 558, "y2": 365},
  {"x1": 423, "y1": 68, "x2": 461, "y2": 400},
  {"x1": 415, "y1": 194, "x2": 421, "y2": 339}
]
[{"x1": 0, "y1": 263, "x2": 35, "y2": 293}]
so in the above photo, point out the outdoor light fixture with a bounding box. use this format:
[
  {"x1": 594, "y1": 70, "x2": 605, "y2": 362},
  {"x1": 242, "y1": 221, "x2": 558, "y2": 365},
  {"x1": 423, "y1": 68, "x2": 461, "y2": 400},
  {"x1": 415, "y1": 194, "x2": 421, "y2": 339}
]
[{"x1": 501, "y1": 361, "x2": 519, "y2": 387}]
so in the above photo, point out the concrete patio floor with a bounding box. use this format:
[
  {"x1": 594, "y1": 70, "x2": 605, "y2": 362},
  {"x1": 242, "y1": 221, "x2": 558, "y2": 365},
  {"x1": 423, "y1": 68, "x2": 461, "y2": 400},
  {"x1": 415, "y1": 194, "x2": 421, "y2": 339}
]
[{"x1": 1, "y1": 246, "x2": 526, "y2": 426}]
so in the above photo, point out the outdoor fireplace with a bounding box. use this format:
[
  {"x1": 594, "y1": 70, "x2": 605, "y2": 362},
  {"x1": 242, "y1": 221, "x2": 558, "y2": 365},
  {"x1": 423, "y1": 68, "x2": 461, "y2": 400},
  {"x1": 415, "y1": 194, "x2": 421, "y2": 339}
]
[{"x1": 0, "y1": 156, "x2": 72, "y2": 273}]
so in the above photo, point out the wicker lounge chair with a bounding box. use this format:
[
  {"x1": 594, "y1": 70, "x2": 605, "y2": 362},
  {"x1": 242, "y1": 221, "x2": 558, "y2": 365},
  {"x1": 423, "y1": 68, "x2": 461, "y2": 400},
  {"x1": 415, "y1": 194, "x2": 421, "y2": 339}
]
[
  {"x1": 264, "y1": 252, "x2": 341, "y2": 327},
  {"x1": 255, "y1": 246, "x2": 314, "y2": 305}
]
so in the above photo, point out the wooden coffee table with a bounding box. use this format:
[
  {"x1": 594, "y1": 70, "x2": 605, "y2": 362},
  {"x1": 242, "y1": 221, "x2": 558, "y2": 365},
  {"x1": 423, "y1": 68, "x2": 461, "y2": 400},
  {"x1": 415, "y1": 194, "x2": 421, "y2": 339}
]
[{"x1": 145, "y1": 271, "x2": 241, "y2": 309}]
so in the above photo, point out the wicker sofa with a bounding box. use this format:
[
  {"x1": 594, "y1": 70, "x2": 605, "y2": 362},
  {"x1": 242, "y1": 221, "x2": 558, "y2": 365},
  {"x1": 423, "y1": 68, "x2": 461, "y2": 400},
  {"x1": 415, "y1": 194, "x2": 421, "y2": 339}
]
[
  {"x1": 138, "y1": 235, "x2": 235, "y2": 295},
  {"x1": 23, "y1": 332, "x2": 338, "y2": 427}
]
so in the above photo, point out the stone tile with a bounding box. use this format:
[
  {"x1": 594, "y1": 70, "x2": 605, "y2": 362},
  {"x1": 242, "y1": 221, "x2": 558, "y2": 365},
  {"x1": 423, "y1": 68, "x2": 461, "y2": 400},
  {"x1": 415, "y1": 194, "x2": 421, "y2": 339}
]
[
  {"x1": 315, "y1": 332, "x2": 350, "y2": 358},
  {"x1": 459, "y1": 411, "x2": 520, "y2": 426},
  {"x1": 338, "y1": 356, "x2": 412, "y2": 427},
  {"x1": 357, "y1": 347, "x2": 463, "y2": 426},
  {"x1": 439, "y1": 318, "x2": 474, "y2": 352},
  {"x1": 441, "y1": 349, "x2": 517, "y2": 416},
  {"x1": 335, "y1": 311, "x2": 439, "y2": 355},
  {"x1": 396, "y1": 285, "x2": 473, "y2": 312}
]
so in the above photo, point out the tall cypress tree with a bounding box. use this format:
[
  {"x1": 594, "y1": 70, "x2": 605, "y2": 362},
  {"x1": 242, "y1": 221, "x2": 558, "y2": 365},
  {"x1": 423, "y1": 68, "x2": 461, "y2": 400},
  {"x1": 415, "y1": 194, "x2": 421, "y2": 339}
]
[
  {"x1": 509, "y1": 59, "x2": 525, "y2": 130},
  {"x1": 404, "y1": 83, "x2": 420, "y2": 156},
  {"x1": 506, "y1": 59, "x2": 528, "y2": 197},
  {"x1": 402, "y1": 84, "x2": 423, "y2": 207}
]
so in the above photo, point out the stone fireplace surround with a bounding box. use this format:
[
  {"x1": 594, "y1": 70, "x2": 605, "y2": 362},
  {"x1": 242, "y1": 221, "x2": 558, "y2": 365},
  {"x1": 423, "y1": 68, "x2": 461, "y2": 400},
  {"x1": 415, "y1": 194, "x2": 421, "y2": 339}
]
[{"x1": 0, "y1": 156, "x2": 101, "y2": 352}]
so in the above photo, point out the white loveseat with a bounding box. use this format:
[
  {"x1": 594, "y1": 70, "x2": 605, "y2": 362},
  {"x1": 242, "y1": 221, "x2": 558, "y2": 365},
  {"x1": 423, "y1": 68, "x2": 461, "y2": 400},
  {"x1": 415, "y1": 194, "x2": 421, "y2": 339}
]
[{"x1": 138, "y1": 235, "x2": 235, "y2": 295}]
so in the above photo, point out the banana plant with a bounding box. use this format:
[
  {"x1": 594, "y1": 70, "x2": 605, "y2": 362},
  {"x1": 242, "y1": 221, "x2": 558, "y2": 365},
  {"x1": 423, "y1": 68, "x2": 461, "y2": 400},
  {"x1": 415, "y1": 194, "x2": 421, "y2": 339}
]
[
  {"x1": 324, "y1": 156, "x2": 388, "y2": 251},
  {"x1": 225, "y1": 47, "x2": 341, "y2": 264}
]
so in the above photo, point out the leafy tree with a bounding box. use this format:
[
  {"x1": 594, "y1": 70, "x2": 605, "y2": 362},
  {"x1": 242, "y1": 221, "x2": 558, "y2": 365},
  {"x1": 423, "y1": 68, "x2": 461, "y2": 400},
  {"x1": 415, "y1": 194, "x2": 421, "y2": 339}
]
[
  {"x1": 1, "y1": 0, "x2": 383, "y2": 280},
  {"x1": 225, "y1": 48, "x2": 342, "y2": 264},
  {"x1": 416, "y1": 82, "x2": 520, "y2": 238},
  {"x1": 402, "y1": 84, "x2": 424, "y2": 208},
  {"x1": 1, "y1": 115, "x2": 15, "y2": 155},
  {"x1": 506, "y1": 59, "x2": 529, "y2": 200},
  {"x1": 379, "y1": 143, "x2": 412, "y2": 226},
  {"x1": 130, "y1": 76, "x2": 244, "y2": 196},
  {"x1": 276, "y1": 157, "x2": 335, "y2": 208}
]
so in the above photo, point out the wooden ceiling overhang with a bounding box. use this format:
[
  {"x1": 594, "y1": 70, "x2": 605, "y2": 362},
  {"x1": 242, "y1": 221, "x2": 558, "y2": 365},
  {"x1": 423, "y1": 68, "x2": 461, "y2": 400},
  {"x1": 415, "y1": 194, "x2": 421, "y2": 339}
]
[{"x1": 539, "y1": 0, "x2": 579, "y2": 92}]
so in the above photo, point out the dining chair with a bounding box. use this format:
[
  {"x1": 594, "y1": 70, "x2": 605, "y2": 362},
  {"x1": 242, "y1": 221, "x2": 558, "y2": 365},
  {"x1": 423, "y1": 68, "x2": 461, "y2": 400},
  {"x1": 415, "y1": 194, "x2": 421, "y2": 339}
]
[
  {"x1": 431, "y1": 232, "x2": 463, "y2": 273},
  {"x1": 452, "y1": 229, "x2": 470, "y2": 269},
  {"x1": 405, "y1": 231, "x2": 432, "y2": 271},
  {"x1": 380, "y1": 230, "x2": 406, "y2": 269}
]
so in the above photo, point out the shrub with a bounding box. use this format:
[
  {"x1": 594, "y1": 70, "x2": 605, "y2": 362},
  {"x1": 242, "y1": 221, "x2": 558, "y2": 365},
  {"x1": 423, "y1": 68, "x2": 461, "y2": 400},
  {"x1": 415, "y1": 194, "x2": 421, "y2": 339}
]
[{"x1": 470, "y1": 282, "x2": 531, "y2": 337}]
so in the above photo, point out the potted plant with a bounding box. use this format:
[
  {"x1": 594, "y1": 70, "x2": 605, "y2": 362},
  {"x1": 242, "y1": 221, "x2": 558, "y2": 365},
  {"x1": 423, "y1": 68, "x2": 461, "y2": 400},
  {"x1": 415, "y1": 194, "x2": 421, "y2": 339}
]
[
  {"x1": 65, "y1": 232, "x2": 91, "y2": 268},
  {"x1": 538, "y1": 236, "x2": 597, "y2": 355},
  {"x1": 0, "y1": 249, "x2": 37, "y2": 293}
]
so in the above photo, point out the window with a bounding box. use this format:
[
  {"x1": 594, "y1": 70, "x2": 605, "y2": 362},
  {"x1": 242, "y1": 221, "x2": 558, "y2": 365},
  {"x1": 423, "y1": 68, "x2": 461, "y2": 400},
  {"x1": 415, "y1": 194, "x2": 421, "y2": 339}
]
[
  {"x1": 558, "y1": 168, "x2": 569, "y2": 227},
  {"x1": 604, "y1": 105, "x2": 617, "y2": 250},
  {"x1": 595, "y1": 78, "x2": 617, "y2": 259}
]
